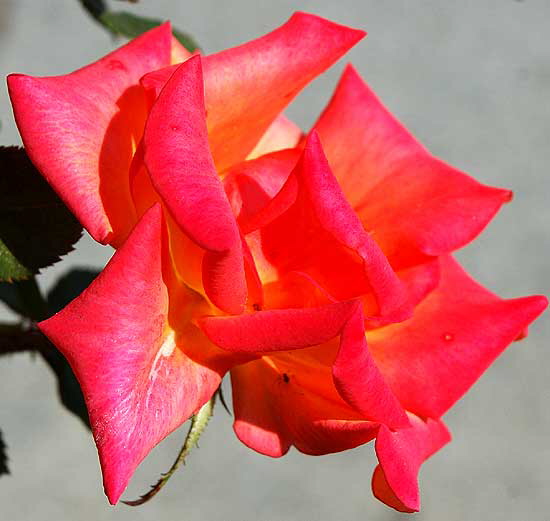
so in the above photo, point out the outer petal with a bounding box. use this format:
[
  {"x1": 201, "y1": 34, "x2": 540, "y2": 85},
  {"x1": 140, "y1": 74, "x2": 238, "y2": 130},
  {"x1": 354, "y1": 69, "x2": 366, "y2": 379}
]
[
  {"x1": 200, "y1": 300, "x2": 409, "y2": 429},
  {"x1": 39, "y1": 205, "x2": 223, "y2": 504},
  {"x1": 142, "y1": 12, "x2": 365, "y2": 171},
  {"x1": 372, "y1": 415, "x2": 451, "y2": 512},
  {"x1": 314, "y1": 65, "x2": 512, "y2": 268},
  {"x1": 8, "y1": 24, "x2": 174, "y2": 245},
  {"x1": 144, "y1": 55, "x2": 246, "y2": 314},
  {"x1": 247, "y1": 132, "x2": 409, "y2": 320},
  {"x1": 368, "y1": 256, "x2": 548, "y2": 418}
]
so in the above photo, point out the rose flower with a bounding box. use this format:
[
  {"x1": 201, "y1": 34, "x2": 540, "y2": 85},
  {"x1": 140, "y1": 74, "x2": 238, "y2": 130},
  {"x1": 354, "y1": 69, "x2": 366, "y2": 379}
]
[{"x1": 7, "y1": 13, "x2": 546, "y2": 512}]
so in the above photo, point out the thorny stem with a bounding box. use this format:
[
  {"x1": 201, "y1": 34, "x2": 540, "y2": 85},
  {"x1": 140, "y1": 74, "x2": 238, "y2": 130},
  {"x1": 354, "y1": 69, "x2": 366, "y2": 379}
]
[{"x1": 123, "y1": 393, "x2": 217, "y2": 506}]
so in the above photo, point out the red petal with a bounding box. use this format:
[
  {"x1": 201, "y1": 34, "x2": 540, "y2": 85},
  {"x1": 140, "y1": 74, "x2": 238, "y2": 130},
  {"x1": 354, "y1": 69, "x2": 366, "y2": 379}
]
[
  {"x1": 231, "y1": 358, "x2": 380, "y2": 456},
  {"x1": 397, "y1": 259, "x2": 441, "y2": 310},
  {"x1": 314, "y1": 65, "x2": 512, "y2": 268},
  {"x1": 144, "y1": 55, "x2": 246, "y2": 314},
  {"x1": 250, "y1": 132, "x2": 408, "y2": 320},
  {"x1": 372, "y1": 416, "x2": 451, "y2": 512},
  {"x1": 222, "y1": 149, "x2": 301, "y2": 232},
  {"x1": 201, "y1": 299, "x2": 408, "y2": 428},
  {"x1": 199, "y1": 301, "x2": 358, "y2": 352},
  {"x1": 333, "y1": 303, "x2": 409, "y2": 428},
  {"x1": 8, "y1": 24, "x2": 174, "y2": 245},
  {"x1": 39, "y1": 205, "x2": 222, "y2": 504},
  {"x1": 368, "y1": 256, "x2": 548, "y2": 418},
  {"x1": 231, "y1": 360, "x2": 292, "y2": 457},
  {"x1": 362, "y1": 260, "x2": 441, "y2": 329},
  {"x1": 143, "y1": 12, "x2": 365, "y2": 171},
  {"x1": 262, "y1": 270, "x2": 336, "y2": 310}
]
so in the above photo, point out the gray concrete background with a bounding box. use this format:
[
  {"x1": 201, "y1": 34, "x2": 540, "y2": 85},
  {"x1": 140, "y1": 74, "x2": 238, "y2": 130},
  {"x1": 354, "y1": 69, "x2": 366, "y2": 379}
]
[{"x1": 0, "y1": 1, "x2": 549, "y2": 520}]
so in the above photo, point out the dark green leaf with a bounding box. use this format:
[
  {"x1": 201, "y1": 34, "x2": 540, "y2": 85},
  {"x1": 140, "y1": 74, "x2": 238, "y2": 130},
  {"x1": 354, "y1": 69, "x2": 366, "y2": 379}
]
[
  {"x1": 0, "y1": 147, "x2": 83, "y2": 282},
  {"x1": 99, "y1": 11, "x2": 199, "y2": 51},
  {"x1": 79, "y1": 0, "x2": 107, "y2": 19},
  {"x1": 0, "y1": 429, "x2": 9, "y2": 476}
]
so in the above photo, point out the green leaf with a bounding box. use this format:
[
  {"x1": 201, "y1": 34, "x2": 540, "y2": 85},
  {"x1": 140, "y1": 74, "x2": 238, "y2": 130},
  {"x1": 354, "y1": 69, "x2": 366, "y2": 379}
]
[
  {"x1": 79, "y1": 0, "x2": 107, "y2": 19},
  {"x1": 99, "y1": 10, "x2": 199, "y2": 51},
  {"x1": 0, "y1": 428, "x2": 9, "y2": 477},
  {"x1": 123, "y1": 393, "x2": 216, "y2": 506},
  {"x1": 0, "y1": 147, "x2": 83, "y2": 282}
]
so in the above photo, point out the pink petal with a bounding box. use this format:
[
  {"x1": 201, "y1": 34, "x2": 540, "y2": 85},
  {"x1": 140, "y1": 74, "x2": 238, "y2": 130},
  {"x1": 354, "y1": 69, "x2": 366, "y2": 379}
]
[
  {"x1": 143, "y1": 55, "x2": 246, "y2": 314},
  {"x1": 39, "y1": 205, "x2": 223, "y2": 504},
  {"x1": 8, "y1": 24, "x2": 174, "y2": 245},
  {"x1": 368, "y1": 255, "x2": 548, "y2": 418},
  {"x1": 372, "y1": 415, "x2": 451, "y2": 512},
  {"x1": 314, "y1": 65, "x2": 512, "y2": 268},
  {"x1": 142, "y1": 12, "x2": 365, "y2": 171}
]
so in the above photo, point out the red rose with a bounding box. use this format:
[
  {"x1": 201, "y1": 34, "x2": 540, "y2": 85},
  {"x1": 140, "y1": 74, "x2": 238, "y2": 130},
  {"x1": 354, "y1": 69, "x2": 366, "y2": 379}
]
[{"x1": 8, "y1": 13, "x2": 546, "y2": 512}]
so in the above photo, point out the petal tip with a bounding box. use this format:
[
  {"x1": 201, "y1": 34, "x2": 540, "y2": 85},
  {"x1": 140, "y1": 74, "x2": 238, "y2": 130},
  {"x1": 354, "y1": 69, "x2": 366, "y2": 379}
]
[
  {"x1": 104, "y1": 475, "x2": 127, "y2": 506},
  {"x1": 371, "y1": 465, "x2": 420, "y2": 513},
  {"x1": 291, "y1": 11, "x2": 367, "y2": 43},
  {"x1": 524, "y1": 294, "x2": 549, "y2": 318},
  {"x1": 502, "y1": 188, "x2": 513, "y2": 203}
]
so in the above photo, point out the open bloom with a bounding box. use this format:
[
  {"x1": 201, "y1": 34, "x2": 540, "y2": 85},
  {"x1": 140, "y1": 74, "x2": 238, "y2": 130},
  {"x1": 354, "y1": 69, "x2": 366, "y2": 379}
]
[{"x1": 8, "y1": 13, "x2": 546, "y2": 512}]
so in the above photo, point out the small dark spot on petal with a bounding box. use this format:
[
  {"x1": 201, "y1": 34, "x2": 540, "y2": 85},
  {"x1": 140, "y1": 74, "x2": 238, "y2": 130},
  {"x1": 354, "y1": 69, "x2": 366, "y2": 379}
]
[
  {"x1": 107, "y1": 59, "x2": 126, "y2": 71},
  {"x1": 253, "y1": 303, "x2": 262, "y2": 311},
  {"x1": 282, "y1": 373, "x2": 290, "y2": 383}
]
